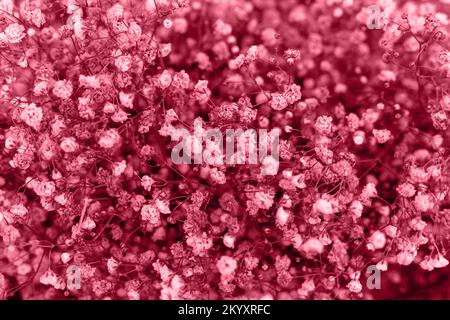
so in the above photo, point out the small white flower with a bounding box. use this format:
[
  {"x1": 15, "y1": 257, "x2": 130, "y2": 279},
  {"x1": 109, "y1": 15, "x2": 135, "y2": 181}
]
[
  {"x1": 384, "y1": 225, "x2": 397, "y2": 238},
  {"x1": 413, "y1": 192, "x2": 432, "y2": 212},
  {"x1": 141, "y1": 203, "x2": 160, "y2": 225},
  {"x1": 347, "y1": 280, "x2": 362, "y2": 293},
  {"x1": 141, "y1": 175, "x2": 155, "y2": 192},
  {"x1": 409, "y1": 217, "x2": 427, "y2": 231},
  {"x1": 10, "y1": 204, "x2": 28, "y2": 218},
  {"x1": 128, "y1": 289, "x2": 140, "y2": 300},
  {"x1": 362, "y1": 182, "x2": 378, "y2": 199},
  {"x1": 372, "y1": 129, "x2": 392, "y2": 144},
  {"x1": 223, "y1": 234, "x2": 235, "y2": 249},
  {"x1": 300, "y1": 238, "x2": 324, "y2": 257},
  {"x1": 276, "y1": 207, "x2": 291, "y2": 227},
  {"x1": 376, "y1": 260, "x2": 388, "y2": 271},
  {"x1": 60, "y1": 137, "x2": 79, "y2": 153},
  {"x1": 20, "y1": 103, "x2": 43, "y2": 131},
  {"x1": 61, "y1": 252, "x2": 73, "y2": 264},
  {"x1": 107, "y1": 257, "x2": 119, "y2": 274},
  {"x1": 156, "y1": 199, "x2": 171, "y2": 214},
  {"x1": 103, "y1": 102, "x2": 117, "y2": 114},
  {"x1": 4, "y1": 23, "x2": 26, "y2": 43},
  {"x1": 81, "y1": 217, "x2": 96, "y2": 230},
  {"x1": 112, "y1": 160, "x2": 127, "y2": 176},
  {"x1": 157, "y1": 70, "x2": 173, "y2": 89},
  {"x1": 98, "y1": 129, "x2": 121, "y2": 149},
  {"x1": 313, "y1": 198, "x2": 333, "y2": 216},
  {"x1": 432, "y1": 254, "x2": 449, "y2": 269},
  {"x1": 119, "y1": 91, "x2": 134, "y2": 109},
  {"x1": 367, "y1": 231, "x2": 386, "y2": 251},
  {"x1": 397, "y1": 251, "x2": 416, "y2": 266},
  {"x1": 349, "y1": 200, "x2": 363, "y2": 218},
  {"x1": 115, "y1": 55, "x2": 132, "y2": 72}
]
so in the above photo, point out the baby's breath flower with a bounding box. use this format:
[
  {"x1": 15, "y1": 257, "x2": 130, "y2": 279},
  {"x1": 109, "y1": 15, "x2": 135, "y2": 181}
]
[
  {"x1": 314, "y1": 115, "x2": 333, "y2": 135},
  {"x1": 98, "y1": 129, "x2": 121, "y2": 149},
  {"x1": 20, "y1": 103, "x2": 43, "y2": 131},
  {"x1": 372, "y1": 129, "x2": 392, "y2": 143},
  {"x1": 396, "y1": 182, "x2": 416, "y2": 197}
]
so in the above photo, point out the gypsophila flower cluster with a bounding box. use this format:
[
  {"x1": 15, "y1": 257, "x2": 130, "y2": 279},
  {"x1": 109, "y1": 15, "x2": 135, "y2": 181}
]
[{"x1": 0, "y1": 0, "x2": 450, "y2": 301}]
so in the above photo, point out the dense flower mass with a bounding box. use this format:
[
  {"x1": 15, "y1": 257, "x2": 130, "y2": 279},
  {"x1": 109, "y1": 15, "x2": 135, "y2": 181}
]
[{"x1": 0, "y1": 0, "x2": 450, "y2": 301}]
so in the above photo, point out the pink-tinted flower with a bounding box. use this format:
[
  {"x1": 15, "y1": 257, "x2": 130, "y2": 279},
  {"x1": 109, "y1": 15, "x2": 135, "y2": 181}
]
[
  {"x1": 4, "y1": 23, "x2": 26, "y2": 43},
  {"x1": 112, "y1": 160, "x2": 127, "y2": 176},
  {"x1": 141, "y1": 175, "x2": 155, "y2": 192},
  {"x1": 300, "y1": 238, "x2": 324, "y2": 257},
  {"x1": 192, "y1": 80, "x2": 211, "y2": 104},
  {"x1": 216, "y1": 256, "x2": 237, "y2": 277},
  {"x1": 270, "y1": 93, "x2": 288, "y2": 111},
  {"x1": 314, "y1": 115, "x2": 333, "y2": 135},
  {"x1": 98, "y1": 129, "x2": 121, "y2": 149},
  {"x1": 141, "y1": 203, "x2": 160, "y2": 226},
  {"x1": 10, "y1": 204, "x2": 28, "y2": 219},
  {"x1": 367, "y1": 231, "x2": 386, "y2": 251},
  {"x1": 157, "y1": 70, "x2": 173, "y2": 89},
  {"x1": 53, "y1": 80, "x2": 73, "y2": 99},
  {"x1": 20, "y1": 103, "x2": 43, "y2": 131},
  {"x1": 361, "y1": 182, "x2": 377, "y2": 199},
  {"x1": 60, "y1": 137, "x2": 79, "y2": 153},
  {"x1": 313, "y1": 198, "x2": 333, "y2": 216},
  {"x1": 372, "y1": 129, "x2": 392, "y2": 144},
  {"x1": 1, "y1": 0, "x2": 450, "y2": 302},
  {"x1": 396, "y1": 182, "x2": 416, "y2": 197},
  {"x1": 347, "y1": 280, "x2": 362, "y2": 293},
  {"x1": 127, "y1": 22, "x2": 142, "y2": 41},
  {"x1": 414, "y1": 192, "x2": 433, "y2": 212},
  {"x1": 115, "y1": 55, "x2": 132, "y2": 72}
]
